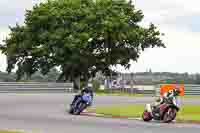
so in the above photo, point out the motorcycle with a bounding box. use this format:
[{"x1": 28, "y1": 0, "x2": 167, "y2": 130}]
[
  {"x1": 142, "y1": 97, "x2": 180, "y2": 123},
  {"x1": 69, "y1": 92, "x2": 92, "y2": 115}
]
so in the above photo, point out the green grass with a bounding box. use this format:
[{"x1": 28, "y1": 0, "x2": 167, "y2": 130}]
[
  {"x1": 90, "y1": 104, "x2": 145, "y2": 117},
  {"x1": 95, "y1": 92, "x2": 200, "y2": 99},
  {"x1": 87, "y1": 104, "x2": 200, "y2": 122},
  {"x1": 0, "y1": 131, "x2": 24, "y2": 133},
  {"x1": 95, "y1": 92, "x2": 146, "y2": 97},
  {"x1": 181, "y1": 96, "x2": 200, "y2": 99},
  {"x1": 176, "y1": 105, "x2": 200, "y2": 121}
]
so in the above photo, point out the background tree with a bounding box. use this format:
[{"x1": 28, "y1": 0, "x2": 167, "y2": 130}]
[{"x1": 0, "y1": 0, "x2": 165, "y2": 90}]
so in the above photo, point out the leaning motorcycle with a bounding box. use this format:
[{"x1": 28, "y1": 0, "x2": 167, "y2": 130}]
[
  {"x1": 142, "y1": 97, "x2": 180, "y2": 123},
  {"x1": 69, "y1": 93, "x2": 92, "y2": 115}
]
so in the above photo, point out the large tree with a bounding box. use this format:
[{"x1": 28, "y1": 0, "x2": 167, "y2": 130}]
[{"x1": 0, "y1": 0, "x2": 165, "y2": 90}]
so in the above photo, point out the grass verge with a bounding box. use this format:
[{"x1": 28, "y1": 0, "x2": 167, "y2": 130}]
[
  {"x1": 87, "y1": 104, "x2": 200, "y2": 122},
  {"x1": 95, "y1": 92, "x2": 146, "y2": 97},
  {"x1": 95, "y1": 92, "x2": 200, "y2": 99},
  {"x1": 0, "y1": 131, "x2": 24, "y2": 133},
  {"x1": 181, "y1": 96, "x2": 200, "y2": 99}
]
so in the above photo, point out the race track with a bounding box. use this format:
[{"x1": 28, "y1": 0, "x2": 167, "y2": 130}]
[{"x1": 0, "y1": 93, "x2": 200, "y2": 133}]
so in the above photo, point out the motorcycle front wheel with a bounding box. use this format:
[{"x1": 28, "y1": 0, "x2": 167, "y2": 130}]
[
  {"x1": 163, "y1": 108, "x2": 177, "y2": 123},
  {"x1": 74, "y1": 102, "x2": 87, "y2": 115}
]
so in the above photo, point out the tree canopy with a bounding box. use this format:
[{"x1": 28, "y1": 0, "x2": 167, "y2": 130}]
[{"x1": 0, "y1": 0, "x2": 165, "y2": 89}]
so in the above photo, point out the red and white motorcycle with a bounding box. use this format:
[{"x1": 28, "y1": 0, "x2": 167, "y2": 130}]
[{"x1": 142, "y1": 97, "x2": 180, "y2": 123}]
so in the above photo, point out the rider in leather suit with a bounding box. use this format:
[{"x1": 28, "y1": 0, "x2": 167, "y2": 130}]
[
  {"x1": 71, "y1": 83, "x2": 94, "y2": 106},
  {"x1": 153, "y1": 88, "x2": 181, "y2": 113}
]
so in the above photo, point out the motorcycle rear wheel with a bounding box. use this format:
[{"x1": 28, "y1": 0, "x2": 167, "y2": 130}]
[
  {"x1": 142, "y1": 111, "x2": 153, "y2": 121},
  {"x1": 68, "y1": 106, "x2": 74, "y2": 114}
]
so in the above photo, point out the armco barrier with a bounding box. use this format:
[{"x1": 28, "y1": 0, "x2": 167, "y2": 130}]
[
  {"x1": 0, "y1": 82, "x2": 74, "y2": 93},
  {"x1": 1, "y1": 82, "x2": 200, "y2": 95},
  {"x1": 155, "y1": 84, "x2": 200, "y2": 96},
  {"x1": 184, "y1": 84, "x2": 200, "y2": 95},
  {"x1": 103, "y1": 88, "x2": 155, "y2": 96},
  {"x1": 108, "y1": 84, "x2": 200, "y2": 96}
]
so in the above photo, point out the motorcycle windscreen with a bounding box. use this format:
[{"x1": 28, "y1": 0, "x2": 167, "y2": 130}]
[
  {"x1": 82, "y1": 94, "x2": 92, "y2": 102},
  {"x1": 160, "y1": 84, "x2": 184, "y2": 96}
]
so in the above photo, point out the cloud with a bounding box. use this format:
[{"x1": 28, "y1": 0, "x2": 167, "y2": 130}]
[
  {"x1": 116, "y1": 0, "x2": 200, "y2": 73},
  {"x1": 0, "y1": 0, "x2": 44, "y2": 29},
  {"x1": 116, "y1": 26, "x2": 200, "y2": 74},
  {"x1": 0, "y1": 28, "x2": 9, "y2": 72},
  {"x1": 0, "y1": 0, "x2": 43, "y2": 72},
  {"x1": 136, "y1": 0, "x2": 200, "y2": 32},
  {"x1": 0, "y1": 0, "x2": 200, "y2": 73}
]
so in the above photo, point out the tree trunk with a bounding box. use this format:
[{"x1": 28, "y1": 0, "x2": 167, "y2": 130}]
[
  {"x1": 72, "y1": 75, "x2": 80, "y2": 91},
  {"x1": 85, "y1": 73, "x2": 89, "y2": 85}
]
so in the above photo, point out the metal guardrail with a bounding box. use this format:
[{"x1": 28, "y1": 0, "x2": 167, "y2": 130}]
[
  {"x1": 155, "y1": 84, "x2": 200, "y2": 96},
  {"x1": 108, "y1": 84, "x2": 200, "y2": 96},
  {"x1": 0, "y1": 82, "x2": 74, "y2": 93},
  {"x1": 103, "y1": 88, "x2": 155, "y2": 96},
  {"x1": 1, "y1": 82, "x2": 200, "y2": 95},
  {"x1": 184, "y1": 85, "x2": 200, "y2": 95}
]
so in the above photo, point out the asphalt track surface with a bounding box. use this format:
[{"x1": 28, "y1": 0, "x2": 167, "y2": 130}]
[{"x1": 0, "y1": 93, "x2": 200, "y2": 133}]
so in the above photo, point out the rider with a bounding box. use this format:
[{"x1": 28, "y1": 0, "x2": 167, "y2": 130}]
[
  {"x1": 153, "y1": 87, "x2": 181, "y2": 113},
  {"x1": 71, "y1": 83, "x2": 94, "y2": 106}
]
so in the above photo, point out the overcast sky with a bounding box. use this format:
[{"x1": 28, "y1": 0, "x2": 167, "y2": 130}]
[{"x1": 0, "y1": 0, "x2": 200, "y2": 74}]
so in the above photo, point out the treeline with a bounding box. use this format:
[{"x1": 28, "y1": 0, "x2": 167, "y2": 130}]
[
  {"x1": 1, "y1": 69, "x2": 200, "y2": 85},
  {"x1": 134, "y1": 72, "x2": 200, "y2": 84},
  {"x1": 0, "y1": 68, "x2": 61, "y2": 82}
]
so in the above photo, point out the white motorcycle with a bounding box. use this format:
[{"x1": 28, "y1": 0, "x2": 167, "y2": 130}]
[{"x1": 142, "y1": 97, "x2": 180, "y2": 123}]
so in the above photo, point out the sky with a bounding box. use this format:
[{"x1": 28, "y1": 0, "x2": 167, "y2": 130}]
[{"x1": 0, "y1": 0, "x2": 200, "y2": 74}]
